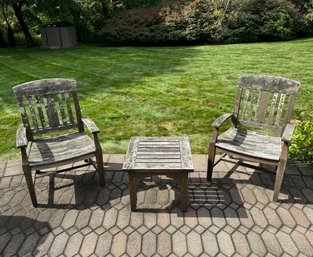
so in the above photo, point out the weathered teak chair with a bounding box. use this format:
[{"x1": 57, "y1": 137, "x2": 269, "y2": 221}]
[
  {"x1": 13, "y1": 78, "x2": 105, "y2": 207},
  {"x1": 207, "y1": 75, "x2": 300, "y2": 201}
]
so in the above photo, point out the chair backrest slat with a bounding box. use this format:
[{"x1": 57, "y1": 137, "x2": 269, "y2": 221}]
[
  {"x1": 275, "y1": 93, "x2": 286, "y2": 127},
  {"x1": 57, "y1": 93, "x2": 67, "y2": 125},
  {"x1": 35, "y1": 95, "x2": 46, "y2": 129},
  {"x1": 255, "y1": 91, "x2": 270, "y2": 124},
  {"x1": 248, "y1": 89, "x2": 257, "y2": 122},
  {"x1": 27, "y1": 96, "x2": 38, "y2": 130},
  {"x1": 240, "y1": 88, "x2": 250, "y2": 120},
  {"x1": 267, "y1": 92, "x2": 278, "y2": 126},
  {"x1": 64, "y1": 92, "x2": 74, "y2": 124},
  {"x1": 13, "y1": 79, "x2": 82, "y2": 136},
  {"x1": 44, "y1": 94, "x2": 60, "y2": 128},
  {"x1": 235, "y1": 75, "x2": 300, "y2": 133}
]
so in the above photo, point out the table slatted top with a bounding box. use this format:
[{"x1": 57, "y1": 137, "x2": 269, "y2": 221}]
[{"x1": 123, "y1": 137, "x2": 193, "y2": 172}]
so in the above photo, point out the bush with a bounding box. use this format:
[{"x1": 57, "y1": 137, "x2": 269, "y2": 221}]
[
  {"x1": 223, "y1": 0, "x2": 306, "y2": 43},
  {"x1": 97, "y1": 0, "x2": 311, "y2": 45},
  {"x1": 289, "y1": 112, "x2": 313, "y2": 163},
  {"x1": 97, "y1": 1, "x2": 226, "y2": 44}
]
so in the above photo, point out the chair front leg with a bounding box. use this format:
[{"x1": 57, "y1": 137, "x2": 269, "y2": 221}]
[
  {"x1": 93, "y1": 133, "x2": 105, "y2": 186},
  {"x1": 273, "y1": 142, "x2": 288, "y2": 201},
  {"x1": 207, "y1": 128, "x2": 218, "y2": 181},
  {"x1": 21, "y1": 148, "x2": 38, "y2": 207}
]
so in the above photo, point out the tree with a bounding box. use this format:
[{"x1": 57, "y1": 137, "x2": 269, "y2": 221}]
[
  {"x1": 0, "y1": 29, "x2": 7, "y2": 47},
  {"x1": 10, "y1": 0, "x2": 36, "y2": 47},
  {"x1": 0, "y1": 0, "x2": 16, "y2": 46}
]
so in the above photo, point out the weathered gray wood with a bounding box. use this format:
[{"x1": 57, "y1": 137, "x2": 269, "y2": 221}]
[
  {"x1": 212, "y1": 113, "x2": 233, "y2": 128},
  {"x1": 248, "y1": 89, "x2": 257, "y2": 122},
  {"x1": 82, "y1": 117, "x2": 99, "y2": 133},
  {"x1": 64, "y1": 92, "x2": 74, "y2": 124},
  {"x1": 13, "y1": 78, "x2": 77, "y2": 97},
  {"x1": 275, "y1": 93, "x2": 286, "y2": 127},
  {"x1": 215, "y1": 127, "x2": 282, "y2": 161},
  {"x1": 208, "y1": 75, "x2": 301, "y2": 201},
  {"x1": 16, "y1": 126, "x2": 28, "y2": 148},
  {"x1": 57, "y1": 93, "x2": 67, "y2": 125},
  {"x1": 268, "y1": 92, "x2": 278, "y2": 126},
  {"x1": 27, "y1": 96, "x2": 38, "y2": 130},
  {"x1": 35, "y1": 96, "x2": 46, "y2": 128},
  {"x1": 13, "y1": 78, "x2": 105, "y2": 207},
  {"x1": 255, "y1": 91, "x2": 270, "y2": 124},
  {"x1": 281, "y1": 123, "x2": 295, "y2": 143},
  {"x1": 238, "y1": 75, "x2": 300, "y2": 93},
  {"x1": 123, "y1": 136, "x2": 193, "y2": 211},
  {"x1": 240, "y1": 88, "x2": 250, "y2": 120}
]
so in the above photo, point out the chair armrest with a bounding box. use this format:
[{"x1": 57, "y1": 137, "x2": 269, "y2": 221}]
[
  {"x1": 82, "y1": 117, "x2": 100, "y2": 134},
  {"x1": 282, "y1": 123, "x2": 295, "y2": 143},
  {"x1": 212, "y1": 113, "x2": 234, "y2": 129},
  {"x1": 16, "y1": 126, "x2": 28, "y2": 148}
]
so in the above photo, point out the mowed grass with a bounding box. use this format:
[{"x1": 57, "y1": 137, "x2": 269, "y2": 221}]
[{"x1": 0, "y1": 38, "x2": 312, "y2": 160}]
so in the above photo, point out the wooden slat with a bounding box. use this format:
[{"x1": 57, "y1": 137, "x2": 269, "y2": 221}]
[
  {"x1": 216, "y1": 127, "x2": 281, "y2": 161},
  {"x1": 136, "y1": 159, "x2": 181, "y2": 163},
  {"x1": 240, "y1": 88, "x2": 250, "y2": 120},
  {"x1": 43, "y1": 94, "x2": 60, "y2": 127},
  {"x1": 133, "y1": 163, "x2": 182, "y2": 170},
  {"x1": 275, "y1": 93, "x2": 286, "y2": 127},
  {"x1": 17, "y1": 98, "x2": 30, "y2": 128},
  {"x1": 248, "y1": 89, "x2": 257, "y2": 122},
  {"x1": 27, "y1": 96, "x2": 38, "y2": 130},
  {"x1": 72, "y1": 91, "x2": 83, "y2": 131},
  {"x1": 123, "y1": 136, "x2": 193, "y2": 172},
  {"x1": 57, "y1": 93, "x2": 67, "y2": 125},
  {"x1": 64, "y1": 92, "x2": 74, "y2": 124},
  {"x1": 35, "y1": 95, "x2": 46, "y2": 129},
  {"x1": 256, "y1": 91, "x2": 270, "y2": 124},
  {"x1": 268, "y1": 92, "x2": 278, "y2": 126},
  {"x1": 233, "y1": 87, "x2": 242, "y2": 115},
  {"x1": 180, "y1": 137, "x2": 193, "y2": 170}
]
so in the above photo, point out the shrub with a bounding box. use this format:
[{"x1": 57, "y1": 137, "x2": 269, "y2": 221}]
[
  {"x1": 223, "y1": 0, "x2": 306, "y2": 43},
  {"x1": 289, "y1": 112, "x2": 313, "y2": 163},
  {"x1": 97, "y1": 0, "x2": 311, "y2": 45}
]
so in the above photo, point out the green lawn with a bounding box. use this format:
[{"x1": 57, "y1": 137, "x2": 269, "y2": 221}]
[{"x1": 0, "y1": 38, "x2": 312, "y2": 160}]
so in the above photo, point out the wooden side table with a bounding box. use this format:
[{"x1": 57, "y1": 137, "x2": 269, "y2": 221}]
[{"x1": 122, "y1": 136, "x2": 194, "y2": 211}]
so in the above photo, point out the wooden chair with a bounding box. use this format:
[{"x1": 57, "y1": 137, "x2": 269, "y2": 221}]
[
  {"x1": 207, "y1": 75, "x2": 300, "y2": 201},
  {"x1": 13, "y1": 78, "x2": 105, "y2": 207}
]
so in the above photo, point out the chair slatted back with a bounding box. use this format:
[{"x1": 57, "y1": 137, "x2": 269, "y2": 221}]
[
  {"x1": 233, "y1": 75, "x2": 300, "y2": 133},
  {"x1": 13, "y1": 79, "x2": 84, "y2": 138}
]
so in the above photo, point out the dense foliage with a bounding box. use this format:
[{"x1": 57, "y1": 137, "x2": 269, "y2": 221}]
[
  {"x1": 0, "y1": 0, "x2": 313, "y2": 46},
  {"x1": 97, "y1": 0, "x2": 313, "y2": 44},
  {"x1": 289, "y1": 112, "x2": 313, "y2": 163}
]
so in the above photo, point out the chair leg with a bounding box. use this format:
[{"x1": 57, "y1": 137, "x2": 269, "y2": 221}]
[
  {"x1": 23, "y1": 165, "x2": 38, "y2": 207},
  {"x1": 207, "y1": 142, "x2": 216, "y2": 181},
  {"x1": 273, "y1": 158, "x2": 287, "y2": 202},
  {"x1": 96, "y1": 150, "x2": 105, "y2": 186}
]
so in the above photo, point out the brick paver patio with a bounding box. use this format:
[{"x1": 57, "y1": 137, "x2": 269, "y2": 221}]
[{"x1": 0, "y1": 154, "x2": 312, "y2": 257}]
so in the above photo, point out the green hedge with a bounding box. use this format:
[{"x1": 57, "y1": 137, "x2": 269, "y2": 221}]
[{"x1": 97, "y1": 0, "x2": 312, "y2": 45}]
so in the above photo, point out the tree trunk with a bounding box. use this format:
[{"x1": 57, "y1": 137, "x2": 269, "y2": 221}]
[
  {"x1": 12, "y1": 2, "x2": 36, "y2": 47},
  {"x1": 7, "y1": 25, "x2": 16, "y2": 47},
  {"x1": 0, "y1": 30, "x2": 7, "y2": 47}
]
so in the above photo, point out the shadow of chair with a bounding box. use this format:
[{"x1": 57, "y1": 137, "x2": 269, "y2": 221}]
[
  {"x1": 13, "y1": 78, "x2": 104, "y2": 207},
  {"x1": 207, "y1": 75, "x2": 301, "y2": 201}
]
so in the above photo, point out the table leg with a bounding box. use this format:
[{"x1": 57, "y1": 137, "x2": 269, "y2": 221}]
[
  {"x1": 128, "y1": 173, "x2": 137, "y2": 211},
  {"x1": 180, "y1": 172, "x2": 189, "y2": 211}
]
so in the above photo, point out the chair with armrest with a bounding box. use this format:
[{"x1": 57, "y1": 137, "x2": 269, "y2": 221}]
[
  {"x1": 207, "y1": 75, "x2": 300, "y2": 201},
  {"x1": 13, "y1": 78, "x2": 105, "y2": 207}
]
